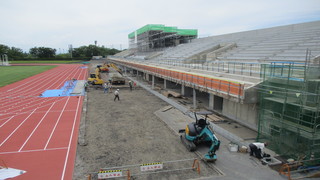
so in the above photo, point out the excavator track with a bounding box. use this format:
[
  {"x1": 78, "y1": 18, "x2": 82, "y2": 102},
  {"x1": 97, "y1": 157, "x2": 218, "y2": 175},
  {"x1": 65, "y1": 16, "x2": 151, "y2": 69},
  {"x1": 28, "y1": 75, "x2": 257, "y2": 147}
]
[{"x1": 180, "y1": 134, "x2": 196, "y2": 152}]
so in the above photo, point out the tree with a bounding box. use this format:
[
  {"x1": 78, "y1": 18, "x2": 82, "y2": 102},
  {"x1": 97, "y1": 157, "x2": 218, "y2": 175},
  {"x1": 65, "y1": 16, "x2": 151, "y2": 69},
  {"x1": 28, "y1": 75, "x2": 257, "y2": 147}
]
[
  {"x1": 29, "y1": 47, "x2": 56, "y2": 58},
  {"x1": 0, "y1": 44, "x2": 26, "y2": 59},
  {"x1": 72, "y1": 45, "x2": 121, "y2": 58},
  {"x1": 0, "y1": 44, "x2": 10, "y2": 54},
  {"x1": 9, "y1": 47, "x2": 25, "y2": 59}
]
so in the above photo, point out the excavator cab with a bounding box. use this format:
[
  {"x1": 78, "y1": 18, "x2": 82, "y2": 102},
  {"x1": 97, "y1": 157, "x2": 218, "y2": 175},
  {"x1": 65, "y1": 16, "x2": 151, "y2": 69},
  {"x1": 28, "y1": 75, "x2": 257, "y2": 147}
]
[{"x1": 87, "y1": 66, "x2": 104, "y2": 85}]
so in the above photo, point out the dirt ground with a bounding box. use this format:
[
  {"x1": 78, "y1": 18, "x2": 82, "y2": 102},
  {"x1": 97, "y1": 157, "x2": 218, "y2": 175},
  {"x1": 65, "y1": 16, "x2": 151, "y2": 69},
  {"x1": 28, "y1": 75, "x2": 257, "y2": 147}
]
[{"x1": 73, "y1": 63, "x2": 221, "y2": 179}]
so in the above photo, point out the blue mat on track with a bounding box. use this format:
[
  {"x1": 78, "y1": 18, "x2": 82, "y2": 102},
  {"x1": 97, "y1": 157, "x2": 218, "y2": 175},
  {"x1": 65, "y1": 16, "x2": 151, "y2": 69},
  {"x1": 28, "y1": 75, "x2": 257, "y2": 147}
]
[{"x1": 40, "y1": 80, "x2": 84, "y2": 97}]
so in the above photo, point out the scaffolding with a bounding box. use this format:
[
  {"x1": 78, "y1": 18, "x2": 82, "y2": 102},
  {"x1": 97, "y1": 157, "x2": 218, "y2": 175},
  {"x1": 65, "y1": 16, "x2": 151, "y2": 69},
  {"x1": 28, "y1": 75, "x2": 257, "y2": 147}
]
[
  {"x1": 128, "y1": 24, "x2": 197, "y2": 52},
  {"x1": 258, "y1": 60, "x2": 320, "y2": 162}
]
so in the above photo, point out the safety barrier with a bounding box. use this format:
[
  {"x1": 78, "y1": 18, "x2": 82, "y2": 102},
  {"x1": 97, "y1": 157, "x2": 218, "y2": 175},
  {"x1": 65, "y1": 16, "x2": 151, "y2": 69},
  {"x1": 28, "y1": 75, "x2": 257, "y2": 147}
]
[
  {"x1": 111, "y1": 59, "x2": 244, "y2": 98},
  {"x1": 87, "y1": 158, "x2": 201, "y2": 180},
  {"x1": 279, "y1": 158, "x2": 320, "y2": 180}
]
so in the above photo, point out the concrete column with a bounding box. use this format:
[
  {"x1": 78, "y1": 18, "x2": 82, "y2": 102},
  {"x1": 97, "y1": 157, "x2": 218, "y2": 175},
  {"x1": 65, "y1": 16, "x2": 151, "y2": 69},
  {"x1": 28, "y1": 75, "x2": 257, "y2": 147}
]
[
  {"x1": 164, "y1": 79, "x2": 167, "y2": 89},
  {"x1": 193, "y1": 88, "x2": 197, "y2": 109},
  {"x1": 152, "y1": 75, "x2": 155, "y2": 89},
  {"x1": 181, "y1": 85, "x2": 185, "y2": 96},
  {"x1": 209, "y1": 94, "x2": 214, "y2": 110},
  {"x1": 124, "y1": 66, "x2": 127, "y2": 76}
]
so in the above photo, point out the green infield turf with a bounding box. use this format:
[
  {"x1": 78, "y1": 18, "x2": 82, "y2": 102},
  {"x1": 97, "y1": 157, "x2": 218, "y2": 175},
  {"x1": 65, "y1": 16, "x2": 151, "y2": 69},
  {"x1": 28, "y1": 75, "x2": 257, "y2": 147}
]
[{"x1": 0, "y1": 65, "x2": 57, "y2": 87}]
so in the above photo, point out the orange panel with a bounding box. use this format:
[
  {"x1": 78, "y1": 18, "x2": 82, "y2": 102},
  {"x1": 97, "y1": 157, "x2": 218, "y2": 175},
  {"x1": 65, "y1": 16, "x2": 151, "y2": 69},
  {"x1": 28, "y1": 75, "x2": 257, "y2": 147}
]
[
  {"x1": 182, "y1": 73, "x2": 187, "y2": 81},
  {"x1": 192, "y1": 75, "x2": 198, "y2": 84},
  {"x1": 171, "y1": 71, "x2": 176, "y2": 79},
  {"x1": 205, "y1": 78, "x2": 212, "y2": 88},
  {"x1": 161, "y1": 69, "x2": 165, "y2": 76},
  {"x1": 211, "y1": 79, "x2": 219, "y2": 90},
  {"x1": 175, "y1": 71, "x2": 179, "y2": 79},
  {"x1": 186, "y1": 74, "x2": 193, "y2": 83},
  {"x1": 174, "y1": 71, "x2": 179, "y2": 79},
  {"x1": 229, "y1": 82, "x2": 238, "y2": 95},
  {"x1": 191, "y1": 75, "x2": 197, "y2": 84},
  {"x1": 220, "y1": 80, "x2": 229, "y2": 93},
  {"x1": 165, "y1": 69, "x2": 169, "y2": 76},
  {"x1": 198, "y1": 76, "x2": 205, "y2": 86}
]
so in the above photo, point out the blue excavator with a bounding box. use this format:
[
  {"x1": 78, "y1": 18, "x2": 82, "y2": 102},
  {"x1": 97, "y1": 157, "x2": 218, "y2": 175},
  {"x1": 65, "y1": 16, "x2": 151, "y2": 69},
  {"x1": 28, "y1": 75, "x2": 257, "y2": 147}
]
[{"x1": 179, "y1": 111, "x2": 221, "y2": 162}]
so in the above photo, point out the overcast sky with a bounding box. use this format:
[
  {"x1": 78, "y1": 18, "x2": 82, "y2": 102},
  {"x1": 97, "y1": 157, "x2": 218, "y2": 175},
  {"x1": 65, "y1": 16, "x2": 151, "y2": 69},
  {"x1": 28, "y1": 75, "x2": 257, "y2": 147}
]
[{"x1": 1, "y1": 0, "x2": 320, "y2": 53}]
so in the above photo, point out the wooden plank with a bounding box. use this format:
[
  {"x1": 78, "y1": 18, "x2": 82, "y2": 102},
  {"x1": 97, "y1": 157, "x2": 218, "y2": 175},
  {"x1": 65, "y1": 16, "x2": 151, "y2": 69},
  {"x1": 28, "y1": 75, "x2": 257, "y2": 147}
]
[
  {"x1": 167, "y1": 90, "x2": 182, "y2": 98},
  {"x1": 207, "y1": 114, "x2": 225, "y2": 122}
]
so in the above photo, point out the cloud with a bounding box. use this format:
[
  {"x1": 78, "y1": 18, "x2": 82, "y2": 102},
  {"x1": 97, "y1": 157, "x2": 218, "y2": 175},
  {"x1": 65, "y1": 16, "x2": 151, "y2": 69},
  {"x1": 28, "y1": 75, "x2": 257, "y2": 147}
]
[{"x1": 0, "y1": 0, "x2": 319, "y2": 52}]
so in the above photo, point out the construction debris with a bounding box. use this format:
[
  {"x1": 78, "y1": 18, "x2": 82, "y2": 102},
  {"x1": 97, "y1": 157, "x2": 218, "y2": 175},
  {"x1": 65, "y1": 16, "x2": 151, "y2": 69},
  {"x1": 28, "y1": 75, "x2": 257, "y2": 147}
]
[{"x1": 207, "y1": 113, "x2": 226, "y2": 122}]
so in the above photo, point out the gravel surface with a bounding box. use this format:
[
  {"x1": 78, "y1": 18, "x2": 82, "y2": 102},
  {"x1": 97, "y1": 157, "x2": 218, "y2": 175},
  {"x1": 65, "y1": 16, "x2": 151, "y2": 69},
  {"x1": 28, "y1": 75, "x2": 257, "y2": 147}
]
[
  {"x1": 73, "y1": 62, "x2": 220, "y2": 179},
  {"x1": 74, "y1": 85, "x2": 221, "y2": 179}
]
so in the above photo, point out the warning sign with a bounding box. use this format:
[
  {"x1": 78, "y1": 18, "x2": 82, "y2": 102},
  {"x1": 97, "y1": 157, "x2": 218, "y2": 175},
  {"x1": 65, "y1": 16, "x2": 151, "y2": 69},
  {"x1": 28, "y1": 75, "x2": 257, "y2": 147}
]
[
  {"x1": 140, "y1": 162, "x2": 163, "y2": 172},
  {"x1": 98, "y1": 170, "x2": 122, "y2": 179}
]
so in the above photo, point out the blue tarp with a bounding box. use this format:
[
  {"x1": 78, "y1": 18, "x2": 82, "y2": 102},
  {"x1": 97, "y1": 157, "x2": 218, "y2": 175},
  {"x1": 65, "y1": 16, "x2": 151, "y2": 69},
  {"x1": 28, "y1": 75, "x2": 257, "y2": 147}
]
[{"x1": 40, "y1": 80, "x2": 82, "y2": 97}]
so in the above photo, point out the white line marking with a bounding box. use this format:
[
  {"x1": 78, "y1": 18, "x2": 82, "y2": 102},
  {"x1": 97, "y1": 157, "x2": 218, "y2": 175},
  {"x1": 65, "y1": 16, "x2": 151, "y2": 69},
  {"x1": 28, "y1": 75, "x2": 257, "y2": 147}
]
[
  {"x1": 0, "y1": 147, "x2": 68, "y2": 155},
  {"x1": 44, "y1": 96, "x2": 70, "y2": 150},
  {"x1": 0, "y1": 116, "x2": 15, "y2": 128},
  {"x1": 0, "y1": 108, "x2": 37, "y2": 147},
  {"x1": 61, "y1": 96, "x2": 81, "y2": 180},
  {"x1": 18, "y1": 102, "x2": 56, "y2": 152}
]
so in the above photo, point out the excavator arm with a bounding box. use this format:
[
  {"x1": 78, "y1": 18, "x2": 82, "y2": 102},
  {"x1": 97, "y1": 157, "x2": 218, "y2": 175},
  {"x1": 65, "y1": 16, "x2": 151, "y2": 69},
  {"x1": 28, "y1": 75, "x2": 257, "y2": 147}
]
[
  {"x1": 198, "y1": 126, "x2": 220, "y2": 161},
  {"x1": 108, "y1": 63, "x2": 123, "y2": 75},
  {"x1": 95, "y1": 67, "x2": 102, "y2": 79}
]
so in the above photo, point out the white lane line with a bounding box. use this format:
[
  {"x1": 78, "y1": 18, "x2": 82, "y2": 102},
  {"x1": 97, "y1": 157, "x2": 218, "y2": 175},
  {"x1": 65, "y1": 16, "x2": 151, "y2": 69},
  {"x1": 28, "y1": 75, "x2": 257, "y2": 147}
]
[
  {"x1": 18, "y1": 102, "x2": 56, "y2": 152},
  {"x1": 0, "y1": 116, "x2": 14, "y2": 128},
  {"x1": 0, "y1": 108, "x2": 37, "y2": 147},
  {"x1": 0, "y1": 109, "x2": 76, "y2": 119},
  {"x1": 0, "y1": 147, "x2": 68, "y2": 155},
  {"x1": 44, "y1": 96, "x2": 70, "y2": 150},
  {"x1": 61, "y1": 96, "x2": 81, "y2": 180}
]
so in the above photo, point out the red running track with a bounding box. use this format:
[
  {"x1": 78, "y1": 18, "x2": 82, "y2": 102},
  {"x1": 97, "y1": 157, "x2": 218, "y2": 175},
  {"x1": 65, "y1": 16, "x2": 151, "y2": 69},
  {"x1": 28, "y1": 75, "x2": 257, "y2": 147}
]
[{"x1": 0, "y1": 64, "x2": 88, "y2": 180}]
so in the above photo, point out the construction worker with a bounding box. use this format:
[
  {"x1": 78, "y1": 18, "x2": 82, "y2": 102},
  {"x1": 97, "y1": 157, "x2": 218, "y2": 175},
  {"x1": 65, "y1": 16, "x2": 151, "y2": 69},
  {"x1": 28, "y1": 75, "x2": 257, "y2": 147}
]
[
  {"x1": 129, "y1": 81, "x2": 133, "y2": 91},
  {"x1": 108, "y1": 82, "x2": 112, "y2": 93},
  {"x1": 84, "y1": 81, "x2": 89, "y2": 92},
  {"x1": 249, "y1": 142, "x2": 268, "y2": 159},
  {"x1": 114, "y1": 89, "x2": 120, "y2": 101},
  {"x1": 103, "y1": 82, "x2": 108, "y2": 93}
]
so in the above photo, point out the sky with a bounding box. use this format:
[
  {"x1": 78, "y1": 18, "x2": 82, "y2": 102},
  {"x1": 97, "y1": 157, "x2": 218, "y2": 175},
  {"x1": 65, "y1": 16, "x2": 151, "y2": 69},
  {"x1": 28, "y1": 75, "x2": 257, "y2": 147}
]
[{"x1": 1, "y1": 0, "x2": 320, "y2": 53}]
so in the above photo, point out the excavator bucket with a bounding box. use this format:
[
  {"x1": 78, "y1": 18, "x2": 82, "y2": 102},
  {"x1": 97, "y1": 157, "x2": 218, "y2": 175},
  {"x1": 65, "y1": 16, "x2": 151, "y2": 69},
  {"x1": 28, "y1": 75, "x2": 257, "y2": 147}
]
[{"x1": 204, "y1": 154, "x2": 217, "y2": 162}]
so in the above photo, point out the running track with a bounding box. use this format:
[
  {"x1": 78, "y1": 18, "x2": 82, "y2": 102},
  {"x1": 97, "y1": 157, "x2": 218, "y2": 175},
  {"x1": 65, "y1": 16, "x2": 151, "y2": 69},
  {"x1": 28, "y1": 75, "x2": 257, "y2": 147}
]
[{"x1": 0, "y1": 64, "x2": 87, "y2": 179}]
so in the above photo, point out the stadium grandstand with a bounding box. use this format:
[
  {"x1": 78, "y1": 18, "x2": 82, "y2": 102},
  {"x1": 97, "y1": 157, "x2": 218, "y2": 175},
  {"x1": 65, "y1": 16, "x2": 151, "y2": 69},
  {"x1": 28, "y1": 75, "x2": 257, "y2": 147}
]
[{"x1": 109, "y1": 21, "x2": 320, "y2": 161}]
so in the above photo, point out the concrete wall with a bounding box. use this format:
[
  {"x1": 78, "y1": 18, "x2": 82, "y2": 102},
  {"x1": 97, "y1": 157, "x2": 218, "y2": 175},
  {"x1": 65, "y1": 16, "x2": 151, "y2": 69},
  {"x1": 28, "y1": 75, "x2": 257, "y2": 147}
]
[
  {"x1": 196, "y1": 90, "x2": 209, "y2": 108},
  {"x1": 222, "y1": 99, "x2": 258, "y2": 131},
  {"x1": 166, "y1": 80, "x2": 180, "y2": 90},
  {"x1": 181, "y1": 86, "x2": 193, "y2": 97}
]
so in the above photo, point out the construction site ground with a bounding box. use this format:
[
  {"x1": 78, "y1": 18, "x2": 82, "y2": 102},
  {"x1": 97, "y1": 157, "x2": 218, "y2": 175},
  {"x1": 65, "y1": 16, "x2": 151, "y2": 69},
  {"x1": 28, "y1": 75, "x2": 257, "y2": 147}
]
[{"x1": 74, "y1": 62, "x2": 287, "y2": 180}]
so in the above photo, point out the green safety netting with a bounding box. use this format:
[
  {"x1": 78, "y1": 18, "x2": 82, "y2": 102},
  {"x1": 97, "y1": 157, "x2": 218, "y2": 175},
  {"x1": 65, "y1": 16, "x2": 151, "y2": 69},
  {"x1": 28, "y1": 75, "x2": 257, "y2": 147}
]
[
  {"x1": 258, "y1": 62, "x2": 320, "y2": 163},
  {"x1": 128, "y1": 24, "x2": 197, "y2": 38}
]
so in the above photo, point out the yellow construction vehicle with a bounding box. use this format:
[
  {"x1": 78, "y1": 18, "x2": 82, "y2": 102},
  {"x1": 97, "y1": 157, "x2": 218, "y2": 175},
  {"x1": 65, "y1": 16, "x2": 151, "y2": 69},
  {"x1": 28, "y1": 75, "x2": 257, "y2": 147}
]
[
  {"x1": 100, "y1": 63, "x2": 109, "y2": 73},
  {"x1": 88, "y1": 66, "x2": 104, "y2": 85},
  {"x1": 105, "y1": 63, "x2": 123, "y2": 75}
]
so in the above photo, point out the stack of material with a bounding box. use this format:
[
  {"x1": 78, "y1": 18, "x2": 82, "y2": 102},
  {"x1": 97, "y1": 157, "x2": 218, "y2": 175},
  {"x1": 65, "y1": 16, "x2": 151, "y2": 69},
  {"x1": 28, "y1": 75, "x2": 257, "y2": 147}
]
[
  {"x1": 207, "y1": 113, "x2": 225, "y2": 122},
  {"x1": 239, "y1": 146, "x2": 248, "y2": 153},
  {"x1": 164, "y1": 90, "x2": 182, "y2": 98}
]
